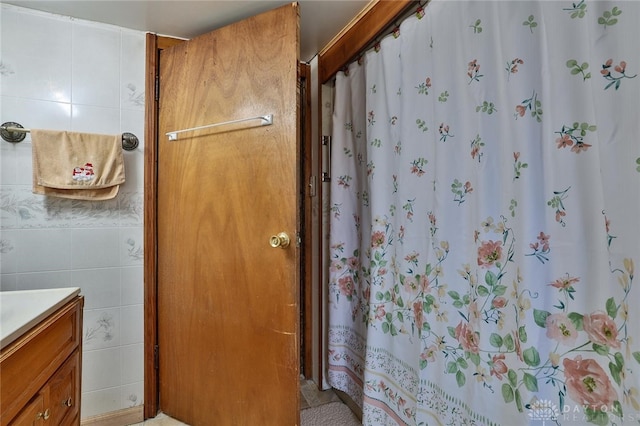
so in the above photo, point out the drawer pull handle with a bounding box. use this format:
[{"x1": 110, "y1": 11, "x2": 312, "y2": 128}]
[
  {"x1": 63, "y1": 397, "x2": 73, "y2": 407},
  {"x1": 36, "y1": 408, "x2": 50, "y2": 420}
]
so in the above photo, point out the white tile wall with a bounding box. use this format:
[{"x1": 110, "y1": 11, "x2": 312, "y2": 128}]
[{"x1": 0, "y1": 4, "x2": 146, "y2": 420}]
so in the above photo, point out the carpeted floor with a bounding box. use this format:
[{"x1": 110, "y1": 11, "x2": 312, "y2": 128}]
[{"x1": 300, "y1": 401, "x2": 361, "y2": 426}]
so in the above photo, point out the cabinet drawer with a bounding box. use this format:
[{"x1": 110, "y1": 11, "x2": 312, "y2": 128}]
[
  {"x1": 0, "y1": 299, "x2": 82, "y2": 425},
  {"x1": 46, "y1": 350, "x2": 80, "y2": 426},
  {"x1": 7, "y1": 394, "x2": 44, "y2": 426}
]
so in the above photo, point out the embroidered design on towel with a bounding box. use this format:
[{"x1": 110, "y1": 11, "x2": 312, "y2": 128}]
[{"x1": 72, "y1": 163, "x2": 96, "y2": 181}]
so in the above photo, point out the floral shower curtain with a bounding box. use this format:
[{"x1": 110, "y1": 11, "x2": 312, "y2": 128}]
[{"x1": 327, "y1": 1, "x2": 640, "y2": 425}]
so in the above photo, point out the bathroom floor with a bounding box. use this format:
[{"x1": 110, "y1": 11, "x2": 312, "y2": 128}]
[{"x1": 130, "y1": 379, "x2": 342, "y2": 425}]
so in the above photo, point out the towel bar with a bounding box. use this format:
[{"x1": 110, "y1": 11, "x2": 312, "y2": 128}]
[
  {"x1": 166, "y1": 114, "x2": 273, "y2": 140},
  {"x1": 0, "y1": 122, "x2": 139, "y2": 151}
]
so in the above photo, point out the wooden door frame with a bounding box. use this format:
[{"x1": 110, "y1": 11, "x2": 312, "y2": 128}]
[
  {"x1": 143, "y1": 33, "x2": 314, "y2": 420},
  {"x1": 299, "y1": 63, "x2": 314, "y2": 378},
  {"x1": 143, "y1": 33, "x2": 183, "y2": 419}
]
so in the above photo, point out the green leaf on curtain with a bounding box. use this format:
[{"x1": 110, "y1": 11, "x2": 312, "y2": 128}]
[
  {"x1": 612, "y1": 400, "x2": 623, "y2": 418},
  {"x1": 585, "y1": 406, "x2": 609, "y2": 426},
  {"x1": 518, "y1": 326, "x2": 528, "y2": 343},
  {"x1": 501, "y1": 383, "x2": 514, "y2": 403},
  {"x1": 515, "y1": 389, "x2": 523, "y2": 412},
  {"x1": 508, "y1": 369, "x2": 518, "y2": 387},
  {"x1": 606, "y1": 297, "x2": 618, "y2": 318},
  {"x1": 568, "y1": 312, "x2": 584, "y2": 330},
  {"x1": 503, "y1": 334, "x2": 515, "y2": 351},
  {"x1": 523, "y1": 347, "x2": 541, "y2": 366},
  {"x1": 447, "y1": 361, "x2": 458, "y2": 373},
  {"x1": 614, "y1": 352, "x2": 624, "y2": 369},
  {"x1": 397, "y1": 312, "x2": 404, "y2": 322},
  {"x1": 468, "y1": 352, "x2": 481, "y2": 366},
  {"x1": 375, "y1": 291, "x2": 384, "y2": 301},
  {"x1": 397, "y1": 296, "x2": 404, "y2": 308},
  {"x1": 456, "y1": 370, "x2": 466, "y2": 387},
  {"x1": 522, "y1": 373, "x2": 539, "y2": 392},
  {"x1": 448, "y1": 290, "x2": 461, "y2": 300},
  {"x1": 485, "y1": 270, "x2": 497, "y2": 286},
  {"x1": 457, "y1": 357, "x2": 469, "y2": 369},
  {"x1": 447, "y1": 326, "x2": 456, "y2": 339},
  {"x1": 593, "y1": 343, "x2": 609, "y2": 356},
  {"x1": 478, "y1": 285, "x2": 490, "y2": 296},
  {"x1": 633, "y1": 352, "x2": 640, "y2": 364},
  {"x1": 489, "y1": 333, "x2": 503, "y2": 348},
  {"x1": 382, "y1": 322, "x2": 390, "y2": 333},
  {"x1": 493, "y1": 285, "x2": 507, "y2": 296},
  {"x1": 390, "y1": 323, "x2": 398, "y2": 336},
  {"x1": 609, "y1": 361, "x2": 622, "y2": 386},
  {"x1": 533, "y1": 309, "x2": 551, "y2": 327}
]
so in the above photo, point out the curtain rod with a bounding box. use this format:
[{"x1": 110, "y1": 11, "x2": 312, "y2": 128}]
[
  {"x1": 345, "y1": 0, "x2": 430, "y2": 72},
  {"x1": 318, "y1": 0, "x2": 428, "y2": 84},
  {"x1": 0, "y1": 122, "x2": 139, "y2": 151}
]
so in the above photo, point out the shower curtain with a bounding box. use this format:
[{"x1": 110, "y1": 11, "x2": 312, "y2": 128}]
[{"x1": 327, "y1": 1, "x2": 640, "y2": 425}]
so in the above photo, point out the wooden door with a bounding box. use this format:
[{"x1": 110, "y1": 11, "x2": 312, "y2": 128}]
[{"x1": 156, "y1": 4, "x2": 300, "y2": 425}]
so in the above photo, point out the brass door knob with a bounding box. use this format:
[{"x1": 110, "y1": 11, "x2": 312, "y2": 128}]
[
  {"x1": 37, "y1": 409, "x2": 50, "y2": 420},
  {"x1": 269, "y1": 232, "x2": 290, "y2": 249},
  {"x1": 63, "y1": 397, "x2": 73, "y2": 407}
]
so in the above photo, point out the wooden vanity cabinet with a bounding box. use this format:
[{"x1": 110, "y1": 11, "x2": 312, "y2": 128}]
[{"x1": 0, "y1": 296, "x2": 83, "y2": 426}]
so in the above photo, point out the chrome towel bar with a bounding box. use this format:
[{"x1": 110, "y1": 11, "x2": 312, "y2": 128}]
[
  {"x1": 166, "y1": 114, "x2": 273, "y2": 141},
  {"x1": 0, "y1": 122, "x2": 139, "y2": 151}
]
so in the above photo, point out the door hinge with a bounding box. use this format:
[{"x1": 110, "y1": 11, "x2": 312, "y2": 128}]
[
  {"x1": 155, "y1": 75, "x2": 160, "y2": 101},
  {"x1": 154, "y1": 344, "x2": 159, "y2": 369}
]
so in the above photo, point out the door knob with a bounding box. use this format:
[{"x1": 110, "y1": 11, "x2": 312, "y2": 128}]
[{"x1": 269, "y1": 232, "x2": 290, "y2": 249}]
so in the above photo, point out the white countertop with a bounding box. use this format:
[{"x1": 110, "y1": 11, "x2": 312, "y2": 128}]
[{"x1": 0, "y1": 287, "x2": 81, "y2": 350}]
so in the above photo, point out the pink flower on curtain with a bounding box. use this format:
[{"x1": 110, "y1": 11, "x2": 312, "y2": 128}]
[
  {"x1": 454, "y1": 321, "x2": 480, "y2": 354},
  {"x1": 420, "y1": 275, "x2": 431, "y2": 293},
  {"x1": 492, "y1": 297, "x2": 507, "y2": 308},
  {"x1": 338, "y1": 276, "x2": 355, "y2": 299},
  {"x1": 490, "y1": 354, "x2": 508, "y2": 380},
  {"x1": 601, "y1": 58, "x2": 637, "y2": 90},
  {"x1": 556, "y1": 133, "x2": 573, "y2": 148},
  {"x1": 403, "y1": 275, "x2": 418, "y2": 293},
  {"x1": 421, "y1": 345, "x2": 437, "y2": 363},
  {"x1": 583, "y1": 311, "x2": 621, "y2": 348},
  {"x1": 505, "y1": 58, "x2": 524, "y2": 80},
  {"x1": 371, "y1": 231, "x2": 386, "y2": 248},
  {"x1": 571, "y1": 143, "x2": 592, "y2": 154},
  {"x1": 467, "y1": 59, "x2": 483, "y2": 84},
  {"x1": 550, "y1": 275, "x2": 579, "y2": 291},
  {"x1": 563, "y1": 356, "x2": 618, "y2": 408},
  {"x1": 413, "y1": 301, "x2": 424, "y2": 327},
  {"x1": 347, "y1": 256, "x2": 359, "y2": 270},
  {"x1": 545, "y1": 313, "x2": 578, "y2": 345},
  {"x1": 477, "y1": 240, "x2": 503, "y2": 268}
]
